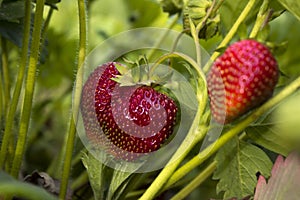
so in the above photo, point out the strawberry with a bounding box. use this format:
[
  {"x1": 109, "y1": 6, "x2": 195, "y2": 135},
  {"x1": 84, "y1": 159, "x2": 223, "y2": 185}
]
[
  {"x1": 207, "y1": 39, "x2": 279, "y2": 124},
  {"x1": 80, "y1": 62, "x2": 178, "y2": 160}
]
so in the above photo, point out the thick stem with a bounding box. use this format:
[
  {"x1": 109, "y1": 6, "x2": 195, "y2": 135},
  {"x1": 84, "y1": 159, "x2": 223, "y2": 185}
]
[
  {"x1": 139, "y1": 106, "x2": 207, "y2": 200},
  {"x1": 139, "y1": 52, "x2": 208, "y2": 200},
  {"x1": 170, "y1": 161, "x2": 217, "y2": 200},
  {"x1": 170, "y1": 133, "x2": 248, "y2": 199},
  {"x1": 59, "y1": 0, "x2": 87, "y2": 199},
  {"x1": 1, "y1": 38, "x2": 10, "y2": 111},
  {"x1": 0, "y1": 0, "x2": 31, "y2": 169},
  {"x1": 10, "y1": 0, "x2": 45, "y2": 178},
  {"x1": 165, "y1": 75, "x2": 300, "y2": 187},
  {"x1": 203, "y1": 0, "x2": 258, "y2": 73}
]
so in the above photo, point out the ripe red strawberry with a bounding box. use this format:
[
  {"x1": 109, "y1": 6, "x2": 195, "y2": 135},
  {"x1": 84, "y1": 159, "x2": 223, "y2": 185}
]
[
  {"x1": 207, "y1": 39, "x2": 279, "y2": 124},
  {"x1": 80, "y1": 62, "x2": 178, "y2": 160}
]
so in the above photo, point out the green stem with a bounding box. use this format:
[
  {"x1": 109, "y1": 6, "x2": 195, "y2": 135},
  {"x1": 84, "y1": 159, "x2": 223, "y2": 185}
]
[
  {"x1": 0, "y1": 66, "x2": 3, "y2": 122},
  {"x1": 10, "y1": 0, "x2": 45, "y2": 178},
  {"x1": 151, "y1": 52, "x2": 206, "y2": 88},
  {"x1": 1, "y1": 38, "x2": 10, "y2": 111},
  {"x1": 249, "y1": 0, "x2": 269, "y2": 39},
  {"x1": 170, "y1": 161, "x2": 217, "y2": 200},
  {"x1": 41, "y1": 7, "x2": 54, "y2": 43},
  {"x1": 203, "y1": 0, "x2": 257, "y2": 73},
  {"x1": 0, "y1": 0, "x2": 32, "y2": 169},
  {"x1": 169, "y1": 133, "x2": 247, "y2": 199},
  {"x1": 139, "y1": 108, "x2": 207, "y2": 200},
  {"x1": 59, "y1": 0, "x2": 87, "y2": 199},
  {"x1": 139, "y1": 52, "x2": 209, "y2": 200},
  {"x1": 165, "y1": 75, "x2": 300, "y2": 188},
  {"x1": 192, "y1": 0, "x2": 216, "y2": 67}
]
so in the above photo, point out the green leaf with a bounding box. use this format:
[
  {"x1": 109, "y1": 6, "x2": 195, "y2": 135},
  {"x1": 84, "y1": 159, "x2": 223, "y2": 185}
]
[
  {"x1": 0, "y1": 1, "x2": 25, "y2": 22},
  {"x1": 269, "y1": 12, "x2": 300, "y2": 77},
  {"x1": 107, "y1": 165, "x2": 134, "y2": 200},
  {"x1": 246, "y1": 124, "x2": 293, "y2": 156},
  {"x1": 254, "y1": 152, "x2": 300, "y2": 200},
  {"x1": 82, "y1": 152, "x2": 143, "y2": 200},
  {"x1": 82, "y1": 152, "x2": 110, "y2": 200},
  {"x1": 0, "y1": 20, "x2": 23, "y2": 47},
  {"x1": 0, "y1": 170, "x2": 57, "y2": 200},
  {"x1": 213, "y1": 137, "x2": 273, "y2": 199},
  {"x1": 246, "y1": 90, "x2": 300, "y2": 156},
  {"x1": 277, "y1": 0, "x2": 300, "y2": 21}
]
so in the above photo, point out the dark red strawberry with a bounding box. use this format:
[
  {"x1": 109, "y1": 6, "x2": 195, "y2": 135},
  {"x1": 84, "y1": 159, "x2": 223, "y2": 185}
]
[
  {"x1": 207, "y1": 39, "x2": 279, "y2": 124},
  {"x1": 80, "y1": 62, "x2": 178, "y2": 160}
]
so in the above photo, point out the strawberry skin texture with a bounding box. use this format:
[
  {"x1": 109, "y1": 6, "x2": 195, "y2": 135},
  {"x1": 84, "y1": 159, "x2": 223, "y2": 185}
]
[
  {"x1": 80, "y1": 62, "x2": 178, "y2": 160},
  {"x1": 207, "y1": 40, "x2": 279, "y2": 124}
]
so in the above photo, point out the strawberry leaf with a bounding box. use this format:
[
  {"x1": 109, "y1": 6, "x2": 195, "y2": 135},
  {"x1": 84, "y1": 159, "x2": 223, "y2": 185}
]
[
  {"x1": 82, "y1": 151, "x2": 144, "y2": 200},
  {"x1": 82, "y1": 152, "x2": 110, "y2": 200},
  {"x1": 246, "y1": 90, "x2": 300, "y2": 156},
  {"x1": 213, "y1": 136, "x2": 273, "y2": 199},
  {"x1": 277, "y1": 0, "x2": 300, "y2": 21},
  {"x1": 254, "y1": 152, "x2": 300, "y2": 200}
]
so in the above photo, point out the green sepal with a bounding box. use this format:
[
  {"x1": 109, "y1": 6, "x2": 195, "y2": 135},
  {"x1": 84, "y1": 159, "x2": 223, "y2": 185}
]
[{"x1": 183, "y1": 0, "x2": 220, "y2": 39}]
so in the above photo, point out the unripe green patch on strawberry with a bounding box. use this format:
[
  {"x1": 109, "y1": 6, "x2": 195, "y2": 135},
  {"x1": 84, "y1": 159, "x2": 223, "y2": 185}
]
[
  {"x1": 207, "y1": 39, "x2": 279, "y2": 124},
  {"x1": 80, "y1": 62, "x2": 179, "y2": 161}
]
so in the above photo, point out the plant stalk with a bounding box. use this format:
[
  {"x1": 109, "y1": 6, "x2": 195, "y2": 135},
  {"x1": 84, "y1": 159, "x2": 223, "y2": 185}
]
[
  {"x1": 203, "y1": 0, "x2": 257, "y2": 73},
  {"x1": 10, "y1": 0, "x2": 45, "y2": 178},
  {"x1": 249, "y1": 0, "x2": 269, "y2": 39},
  {"x1": 140, "y1": 52, "x2": 208, "y2": 200},
  {"x1": 170, "y1": 161, "x2": 217, "y2": 200},
  {"x1": 1, "y1": 38, "x2": 10, "y2": 111},
  {"x1": 59, "y1": 0, "x2": 87, "y2": 198},
  {"x1": 0, "y1": 0, "x2": 31, "y2": 169}
]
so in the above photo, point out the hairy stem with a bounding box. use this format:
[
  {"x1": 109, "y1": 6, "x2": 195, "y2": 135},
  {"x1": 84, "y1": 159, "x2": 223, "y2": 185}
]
[
  {"x1": 165, "y1": 75, "x2": 300, "y2": 188},
  {"x1": 10, "y1": 0, "x2": 45, "y2": 178},
  {"x1": 203, "y1": 0, "x2": 257, "y2": 73},
  {"x1": 59, "y1": 0, "x2": 87, "y2": 199},
  {"x1": 0, "y1": 0, "x2": 31, "y2": 169},
  {"x1": 1, "y1": 38, "x2": 10, "y2": 111}
]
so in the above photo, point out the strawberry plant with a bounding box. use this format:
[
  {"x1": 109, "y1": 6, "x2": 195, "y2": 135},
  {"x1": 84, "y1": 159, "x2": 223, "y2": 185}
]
[{"x1": 0, "y1": 0, "x2": 300, "y2": 199}]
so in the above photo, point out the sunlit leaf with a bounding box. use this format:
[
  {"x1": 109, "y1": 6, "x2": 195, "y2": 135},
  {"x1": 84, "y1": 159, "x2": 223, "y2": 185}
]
[
  {"x1": 254, "y1": 152, "x2": 300, "y2": 200},
  {"x1": 246, "y1": 90, "x2": 300, "y2": 156},
  {"x1": 213, "y1": 137, "x2": 273, "y2": 199},
  {"x1": 277, "y1": 0, "x2": 300, "y2": 21},
  {"x1": 269, "y1": 12, "x2": 300, "y2": 77}
]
